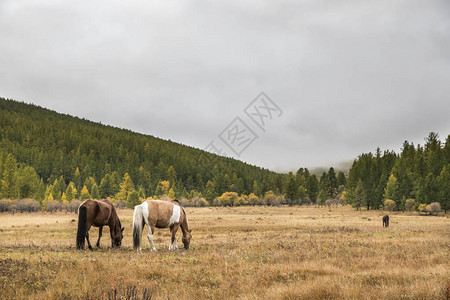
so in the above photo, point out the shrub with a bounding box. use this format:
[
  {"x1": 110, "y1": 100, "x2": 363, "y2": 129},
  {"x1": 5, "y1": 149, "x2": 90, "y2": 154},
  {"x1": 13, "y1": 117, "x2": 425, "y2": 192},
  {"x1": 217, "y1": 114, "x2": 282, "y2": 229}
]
[
  {"x1": 115, "y1": 201, "x2": 126, "y2": 209},
  {"x1": 182, "y1": 196, "x2": 208, "y2": 207},
  {"x1": 326, "y1": 199, "x2": 333, "y2": 209},
  {"x1": 247, "y1": 193, "x2": 260, "y2": 205},
  {"x1": 264, "y1": 191, "x2": 280, "y2": 206},
  {"x1": 17, "y1": 199, "x2": 40, "y2": 213},
  {"x1": 0, "y1": 199, "x2": 17, "y2": 212},
  {"x1": 215, "y1": 192, "x2": 239, "y2": 207},
  {"x1": 427, "y1": 202, "x2": 441, "y2": 215},
  {"x1": 46, "y1": 200, "x2": 62, "y2": 213},
  {"x1": 65, "y1": 199, "x2": 82, "y2": 213},
  {"x1": 384, "y1": 199, "x2": 396, "y2": 212},
  {"x1": 405, "y1": 198, "x2": 415, "y2": 214},
  {"x1": 418, "y1": 203, "x2": 428, "y2": 214}
]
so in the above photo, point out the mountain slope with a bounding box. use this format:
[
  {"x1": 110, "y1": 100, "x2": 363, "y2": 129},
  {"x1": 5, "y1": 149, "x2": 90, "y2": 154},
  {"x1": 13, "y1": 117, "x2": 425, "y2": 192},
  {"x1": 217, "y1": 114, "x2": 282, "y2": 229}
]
[{"x1": 0, "y1": 97, "x2": 283, "y2": 199}]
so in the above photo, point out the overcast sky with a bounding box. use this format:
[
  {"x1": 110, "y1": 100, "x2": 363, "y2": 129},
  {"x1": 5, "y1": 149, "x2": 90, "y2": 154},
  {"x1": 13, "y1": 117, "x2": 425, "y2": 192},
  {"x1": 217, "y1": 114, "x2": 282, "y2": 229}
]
[{"x1": 1, "y1": 0, "x2": 449, "y2": 172}]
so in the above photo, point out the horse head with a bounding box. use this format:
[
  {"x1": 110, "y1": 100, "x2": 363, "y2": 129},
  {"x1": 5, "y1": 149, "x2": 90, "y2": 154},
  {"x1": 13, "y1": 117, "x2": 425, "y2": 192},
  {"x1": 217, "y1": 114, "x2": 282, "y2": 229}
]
[
  {"x1": 182, "y1": 228, "x2": 192, "y2": 250},
  {"x1": 112, "y1": 226, "x2": 124, "y2": 248}
]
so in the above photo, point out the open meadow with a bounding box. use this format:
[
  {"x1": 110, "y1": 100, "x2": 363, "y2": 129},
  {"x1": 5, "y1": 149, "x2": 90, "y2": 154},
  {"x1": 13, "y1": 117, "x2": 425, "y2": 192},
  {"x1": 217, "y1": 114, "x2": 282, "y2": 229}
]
[{"x1": 0, "y1": 205, "x2": 449, "y2": 299}]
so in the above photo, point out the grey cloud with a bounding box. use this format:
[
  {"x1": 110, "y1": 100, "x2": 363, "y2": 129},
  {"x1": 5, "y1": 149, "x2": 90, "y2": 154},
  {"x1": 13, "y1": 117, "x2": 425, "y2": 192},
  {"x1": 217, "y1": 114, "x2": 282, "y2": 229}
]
[{"x1": 0, "y1": 0, "x2": 449, "y2": 171}]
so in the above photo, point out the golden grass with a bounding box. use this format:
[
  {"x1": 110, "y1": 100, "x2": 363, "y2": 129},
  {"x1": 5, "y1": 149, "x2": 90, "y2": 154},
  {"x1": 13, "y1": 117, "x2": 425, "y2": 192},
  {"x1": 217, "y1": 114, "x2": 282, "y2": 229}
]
[{"x1": 0, "y1": 206, "x2": 449, "y2": 299}]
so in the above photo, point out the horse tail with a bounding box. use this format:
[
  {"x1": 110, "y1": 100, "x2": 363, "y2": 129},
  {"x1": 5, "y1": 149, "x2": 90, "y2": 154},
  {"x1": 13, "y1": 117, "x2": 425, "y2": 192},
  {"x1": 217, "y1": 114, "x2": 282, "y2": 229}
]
[
  {"x1": 76, "y1": 205, "x2": 87, "y2": 250},
  {"x1": 133, "y1": 204, "x2": 144, "y2": 251}
]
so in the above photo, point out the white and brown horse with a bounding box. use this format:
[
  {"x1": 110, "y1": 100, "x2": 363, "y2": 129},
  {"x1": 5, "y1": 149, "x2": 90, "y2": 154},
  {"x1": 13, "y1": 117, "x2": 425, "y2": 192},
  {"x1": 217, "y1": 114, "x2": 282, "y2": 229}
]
[{"x1": 132, "y1": 199, "x2": 191, "y2": 252}]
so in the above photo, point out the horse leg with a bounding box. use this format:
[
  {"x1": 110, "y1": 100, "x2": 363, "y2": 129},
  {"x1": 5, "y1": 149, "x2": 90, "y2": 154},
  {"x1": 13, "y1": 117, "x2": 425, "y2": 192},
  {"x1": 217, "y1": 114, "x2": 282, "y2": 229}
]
[
  {"x1": 146, "y1": 224, "x2": 157, "y2": 251},
  {"x1": 96, "y1": 226, "x2": 103, "y2": 248},
  {"x1": 169, "y1": 224, "x2": 179, "y2": 250},
  {"x1": 86, "y1": 231, "x2": 93, "y2": 251}
]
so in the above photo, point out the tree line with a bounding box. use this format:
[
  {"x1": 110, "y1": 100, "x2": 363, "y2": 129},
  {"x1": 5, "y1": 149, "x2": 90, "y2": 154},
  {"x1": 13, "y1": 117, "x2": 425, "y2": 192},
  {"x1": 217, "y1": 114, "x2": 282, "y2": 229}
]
[
  {"x1": 0, "y1": 97, "x2": 448, "y2": 213},
  {"x1": 345, "y1": 132, "x2": 449, "y2": 213}
]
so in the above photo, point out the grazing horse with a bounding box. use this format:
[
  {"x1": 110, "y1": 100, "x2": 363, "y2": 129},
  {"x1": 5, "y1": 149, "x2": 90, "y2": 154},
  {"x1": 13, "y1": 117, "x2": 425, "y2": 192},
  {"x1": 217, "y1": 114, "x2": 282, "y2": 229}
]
[
  {"x1": 382, "y1": 215, "x2": 389, "y2": 227},
  {"x1": 133, "y1": 199, "x2": 192, "y2": 252},
  {"x1": 76, "y1": 199, "x2": 124, "y2": 250}
]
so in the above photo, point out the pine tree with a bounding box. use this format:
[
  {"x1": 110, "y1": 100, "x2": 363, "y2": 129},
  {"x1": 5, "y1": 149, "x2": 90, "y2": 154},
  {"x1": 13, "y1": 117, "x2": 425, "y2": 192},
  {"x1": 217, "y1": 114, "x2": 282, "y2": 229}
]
[
  {"x1": 352, "y1": 179, "x2": 366, "y2": 210},
  {"x1": 383, "y1": 174, "x2": 399, "y2": 208},
  {"x1": 438, "y1": 165, "x2": 450, "y2": 213},
  {"x1": 127, "y1": 190, "x2": 140, "y2": 208},
  {"x1": 52, "y1": 179, "x2": 62, "y2": 200},
  {"x1": 337, "y1": 171, "x2": 346, "y2": 187},
  {"x1": 99, "y1": 173, "x2": 112, "y2": 198},
  {"x1": 168, "y1": 187, "x2": 175, "y2": 199},
  {"x1": 17, "y1": 166, "x2": 40, "y2": 199},
  {"x1": 1, "y1": 154, "x2": 18, "y2": 198},
  {"x1": 61, "y1": 192, "x2": 68, "y2": 204},
  {"x1": 204, "y1": 180, "x2": 217, "y2": 204},
  {"x1": 110, "y1": 171, "x2": 121, "y2": 196},
  {"x1": 91, "y1": 183, "x2": 100, "y2": 199},
  {"x1": 74, "y1": 167, "x2": 81, "y2": 196},
  {"x1": 283, "y1": 172, "x2": 299, "y2": 205},
  {"x1": 167, "y1": 166, "x2": 177, "y2": 188},
  {"x1": 327, "y1": 167, "x2": 338, "y2": 197},
  {"x1": 252, "y1": 180, "x2": 259, "y2": 196},
  {"x1": 65, "y1": 182, "x2": 77, "y2": 201},
  {"x1": 138, "y1": 186, "x2": 146, "y2": 200},
  {"x1": 84, "y1": 177, "x2": 97, "y2": 195},
  {"x1": 306, "y1": 174, "x2": 319, "y2": 201},
  {"x1": 80, "y1": 185, "x2": 90, "y2": 200},
  {"x1": 116, "y1": 172, "x2": 134, "y2": 201}
]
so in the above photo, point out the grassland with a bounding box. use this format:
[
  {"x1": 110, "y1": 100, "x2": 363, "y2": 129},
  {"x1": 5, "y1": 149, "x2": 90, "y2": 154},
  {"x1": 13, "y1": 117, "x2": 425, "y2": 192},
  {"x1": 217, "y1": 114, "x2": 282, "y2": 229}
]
[{"x1": 0, "y1": 205, "x2": 449, "y2": 299}]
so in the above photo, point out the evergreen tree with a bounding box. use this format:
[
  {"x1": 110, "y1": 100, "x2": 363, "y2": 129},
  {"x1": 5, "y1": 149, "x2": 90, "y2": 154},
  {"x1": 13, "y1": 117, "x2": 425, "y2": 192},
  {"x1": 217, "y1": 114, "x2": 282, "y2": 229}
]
[
  {"x1": 383, "y1": 174, "x2": 400, "y2": 208},
  {"x1": 327, "y1": 167, "x2": 338, "y2": 197},
  {"x1": 84, "y1": 177, "x2": 97, "y2": 195},
  {"x1": 252, "y1": 180, "x2": 259, "y2": 196},
  {"x1": 1, "y1": 154, "x2": 18, "y2": 198},
  {"x1": 352, "y1": 179, "x2": 366, "y2": 210},
  {"x1": 306, "y1": 174, "x2": 319, "y2": 201},
  {"x1": 65, "y1": 182, "x2": 77, "y2": 201},
  {"x1": 116, "y1": 172, "x2": 134, "y2": 201},
  {"x1": 204, "y1": 180, "x2": 217, "y2": 204},
  {"x1": 91, "y1": 183, "x2": 100, "y2": 199},
  {"x1": 422, "y1": 172, "x2": 440, "y2": 204},
  {"x1": 337, "y1": 171, "x2": 346, "y2": 187},
  {"x1": 110, "y1": 171, "x2": 121, "y2": 196},
  {"x1": 127, "y1": 190, "x2": 140, "y2": 208},
  {"x1": 283, "y1": 172, "x2": 298, "y2": 205},
  {"x1": 138, "y1": 186, "x2": 146, "y2": 200},
  {"x1": 99, "y1": 173, "x2": 112, "y2": 198},
  {"x1": 438, "y1": 165, "x2": 450, "y2": 213},
  {"x1": 167, "y1": 166, "x2": 177, "y2": 188},
  {"x1": 74, "y1": 167, "x2": 81, "y2": 196},
  {"x1": 17, "y1": 165, "x2": 40, "y2": 199}
]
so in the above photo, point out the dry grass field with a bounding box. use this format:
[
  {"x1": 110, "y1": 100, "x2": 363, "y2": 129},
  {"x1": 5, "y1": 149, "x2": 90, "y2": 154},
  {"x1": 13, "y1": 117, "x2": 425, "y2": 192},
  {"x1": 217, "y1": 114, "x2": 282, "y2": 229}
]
[{"x1": 0, "y1": 205, "x2": 449, "y2": 299}]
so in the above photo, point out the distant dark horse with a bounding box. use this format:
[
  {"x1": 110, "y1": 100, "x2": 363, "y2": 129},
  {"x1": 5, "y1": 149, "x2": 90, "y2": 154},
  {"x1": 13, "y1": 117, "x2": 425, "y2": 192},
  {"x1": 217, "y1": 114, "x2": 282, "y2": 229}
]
[
  {"x1": 382, "y1": 215, "x2": 389, "y2": 227},
  {"x1": 76, "y1": 199, "x2": 124, "y2": 250}
]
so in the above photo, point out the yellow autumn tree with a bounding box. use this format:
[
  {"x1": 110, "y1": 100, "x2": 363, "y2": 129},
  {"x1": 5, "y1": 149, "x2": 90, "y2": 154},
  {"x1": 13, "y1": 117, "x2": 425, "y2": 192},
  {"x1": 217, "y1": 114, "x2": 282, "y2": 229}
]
[
  {"x1": 168, "y1": 187, "x2": 175, "y2": 199},
  {"x1": 80, "y1": 185, "x2": 90, "y2": 200},
  {"x1": 116, "y1": 172, "x2": 134, "y2": 201},
  {"x1": 154, "y1": 180, "x2": 170, "y2": 197}
]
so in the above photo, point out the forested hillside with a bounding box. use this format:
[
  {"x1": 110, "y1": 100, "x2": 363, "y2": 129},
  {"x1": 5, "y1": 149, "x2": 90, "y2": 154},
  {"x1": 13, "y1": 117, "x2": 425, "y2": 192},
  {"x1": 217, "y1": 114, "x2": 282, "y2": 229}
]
[
  {"x1": 346, "y1": 132, "x2": 450, "y2": 212},
  {"x1": 0, "y1": 97, "x2": 284, "y2": 204},
  {"x1": 0, "y1": 97, "x2": 448, "y2": 213}
]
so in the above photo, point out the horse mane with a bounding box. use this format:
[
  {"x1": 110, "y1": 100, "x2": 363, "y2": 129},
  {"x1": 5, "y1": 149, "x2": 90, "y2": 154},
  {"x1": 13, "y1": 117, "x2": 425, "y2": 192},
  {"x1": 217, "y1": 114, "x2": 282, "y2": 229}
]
[{"x1": 171, "y1": 199, "x2": 186, "y2": 216}]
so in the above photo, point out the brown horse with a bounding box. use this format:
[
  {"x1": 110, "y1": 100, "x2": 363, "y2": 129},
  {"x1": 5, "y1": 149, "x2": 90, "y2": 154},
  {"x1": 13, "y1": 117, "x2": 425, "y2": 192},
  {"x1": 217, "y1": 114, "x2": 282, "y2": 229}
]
[
  {"x1": 76, "y1": 199, "x2": 124, "y2": 250},
  {"x1": 132, "y1": 199, "x2": 191, "y2": 252}
]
